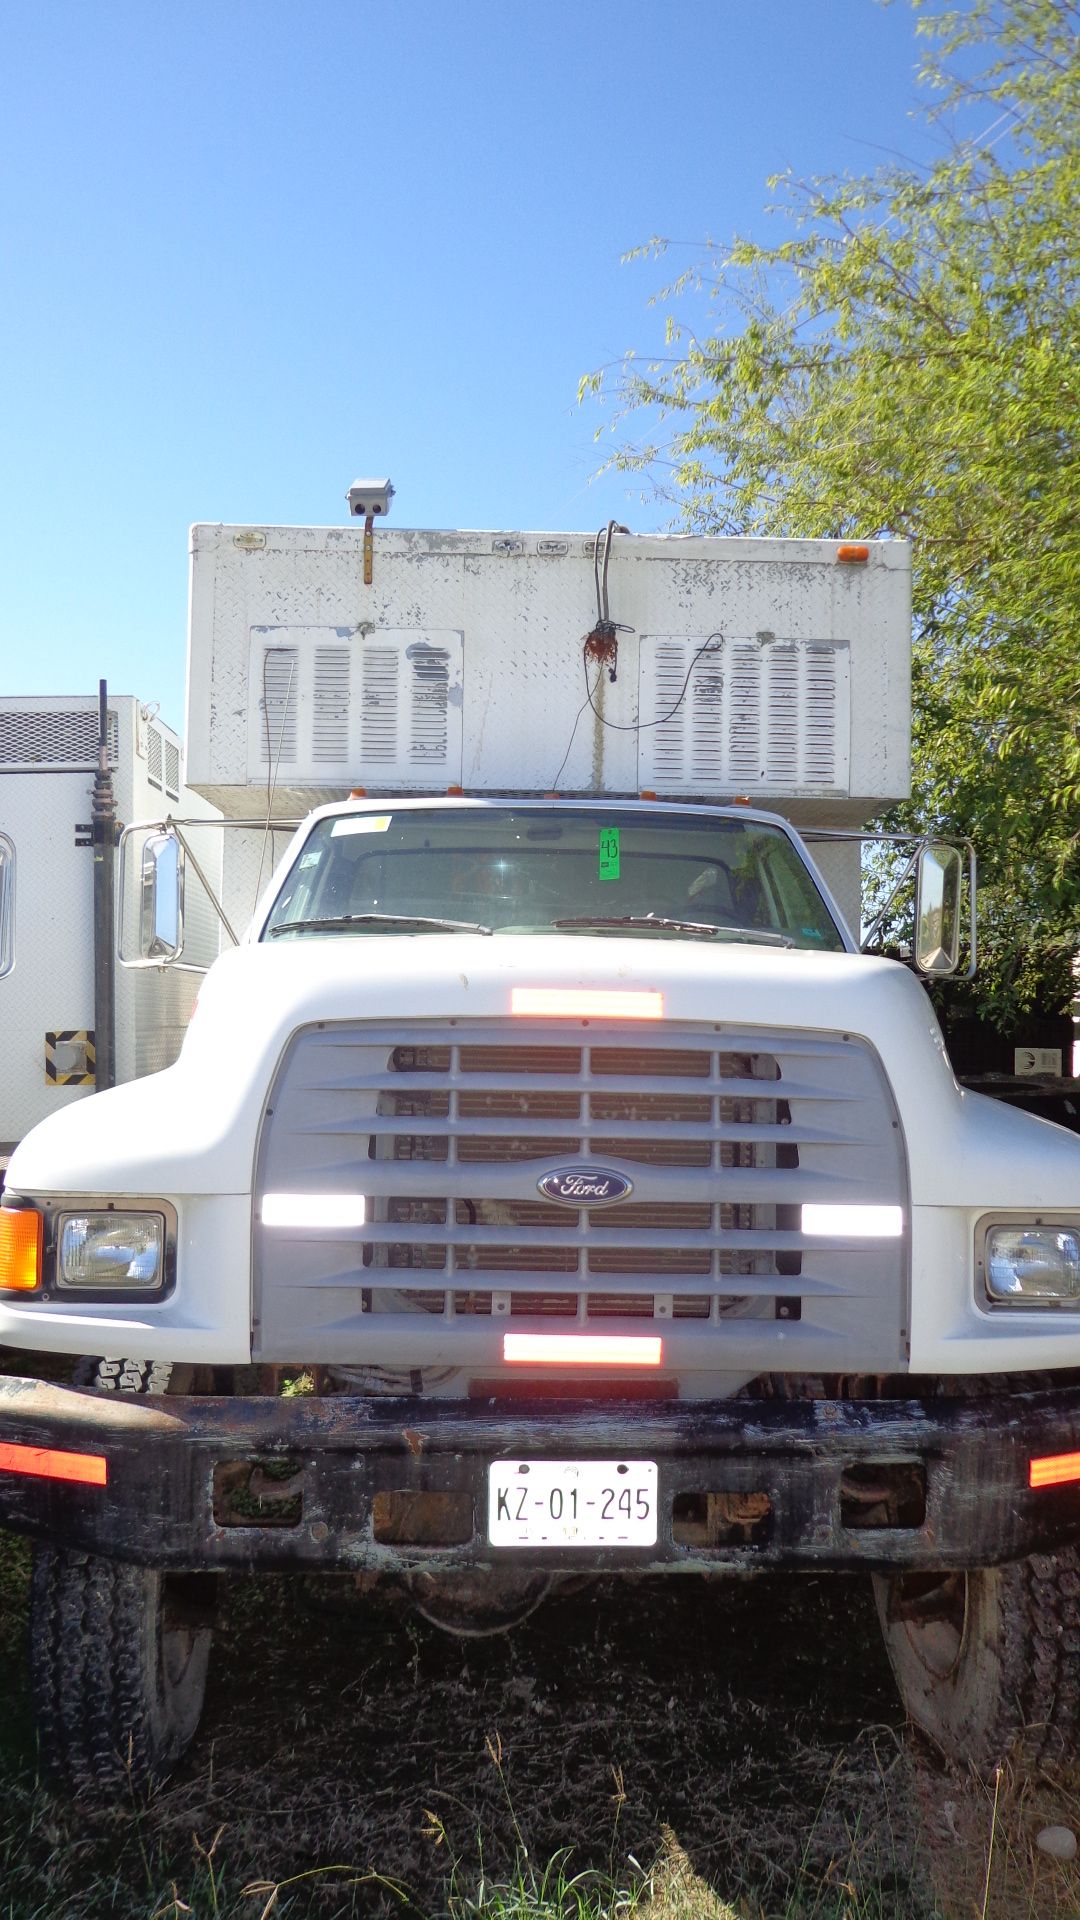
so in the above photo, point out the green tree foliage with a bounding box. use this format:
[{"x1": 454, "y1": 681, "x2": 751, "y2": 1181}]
[{"x1": 586, "y1": 0, "x2": 1079, "y2": 1028}]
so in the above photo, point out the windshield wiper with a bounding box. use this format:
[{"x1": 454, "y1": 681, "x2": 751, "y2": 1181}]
[
  {"x1": 269, "y1": 913, "x2": 493, "y2": 938},
  {"x1": 552, "y1": 915, "x2": 794, "y2": 948}
]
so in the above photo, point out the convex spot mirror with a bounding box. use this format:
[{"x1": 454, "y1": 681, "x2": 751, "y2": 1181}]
[
  {"x1": 140, "y1": 831, "x2": 185, "y2": 962},
  {"x1": 914, "y1": 842, "x2": 962, "y2": 976}
]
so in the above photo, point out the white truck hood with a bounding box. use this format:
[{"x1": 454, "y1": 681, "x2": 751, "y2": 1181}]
[{"x1": 8, "y1": 934, "x2": 1080, "y2": 1208}]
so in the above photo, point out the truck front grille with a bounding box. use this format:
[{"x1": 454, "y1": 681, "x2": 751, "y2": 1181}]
[{"x1": 254, "y1": 1021, "x2": 909, "y2": 1372}]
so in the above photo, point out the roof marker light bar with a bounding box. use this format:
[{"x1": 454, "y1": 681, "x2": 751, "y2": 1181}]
[
  {"x1": 1030, "y1": 1451, "x2": 1080, "y2": 1490},
  {"x1": 503, "y1": 1333, "x2": 663, "y2": 1367},
  {"x1": 0, "y1": 1442, "x2": 108, "y2": 1487},
  {"x1": 801, "y1": 1204, "x2": 903, "y2": 1238},
  {"x1": 262, "y1": 1194, "x2": 367, "y2": 1228},
  {"x1": 511, "y1": 988, "x2": 664, "y2": 1020}
]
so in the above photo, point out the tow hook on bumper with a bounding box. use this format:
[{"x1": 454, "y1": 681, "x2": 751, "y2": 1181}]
[{"x1": 0, "y1": 1376, "x2": 1078, "y2": 1574}]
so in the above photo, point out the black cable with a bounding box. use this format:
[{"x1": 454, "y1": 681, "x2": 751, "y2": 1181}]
[
  {"x1": 548, "y1": 630, "x2": 725, "y2": 789},
  {"x1": 583, "y1": 630, "x2": 725, "y2": 734},
  {"x1": 593, "y1": 524, "x2": 605, "y2": 625},
  {"x1": 592, "y1": 519, "x2": 629, "y2": 626},
  {"x1": 601, "y1": 519, "x2": 622, "y2": 623},
  {"x1": 549, "y1": 679, "x2": 597, "y2": 790}
]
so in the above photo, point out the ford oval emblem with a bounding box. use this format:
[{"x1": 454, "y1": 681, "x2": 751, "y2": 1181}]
[{"x1": 537, "y1": 1165, "x2": 634, "y2": 1207}]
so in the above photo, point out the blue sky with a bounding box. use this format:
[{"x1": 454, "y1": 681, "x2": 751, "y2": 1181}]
[{"x1": 2, "y1": 1, "x2": 949, "y2": 731}]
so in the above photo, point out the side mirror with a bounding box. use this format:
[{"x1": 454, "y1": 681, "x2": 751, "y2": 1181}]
[
  {"x1": 914, "y1": 843, "x2": 962, "y2": 976},
  {"x1": 140, "y1": 831, "x2": 185, "y2": 962}
]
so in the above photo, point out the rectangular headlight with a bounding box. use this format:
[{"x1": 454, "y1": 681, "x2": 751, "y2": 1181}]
[
  {"x1": 984, "y1": 1225, "x2": 1080, "y2": 1305},
  {"x1": 56, "y1": 1212, "x2": 165, "y2": 1293}
]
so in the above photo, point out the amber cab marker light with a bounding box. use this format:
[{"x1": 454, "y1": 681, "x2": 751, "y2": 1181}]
[
  {"x1": 349, "y1": 787, "x2": 367, "y2": 798},
  {"x1": 1030, "y1": 1451, "x2": 1080, "y2": 1490},
  {"x1": 837, "y1": 544, "x2": 870, "y2": 564},
  {"x1": 504, "y1": 1333, "x2": 663, "y2": 1367},
  {"x1": 511, "y1": 987, "x2": 664, "y2": 1020},
  {"x1": 0, "y1": 1207, "x2": 43, "y2": 1292},
  {"x1": 0, "y1": 1442, "x2": 108, "y2": 1488}
]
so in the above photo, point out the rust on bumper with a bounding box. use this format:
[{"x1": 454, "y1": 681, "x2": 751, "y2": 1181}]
[{"x1": 0, "y1": 1376, "x2": 1078, "y2": 1574}]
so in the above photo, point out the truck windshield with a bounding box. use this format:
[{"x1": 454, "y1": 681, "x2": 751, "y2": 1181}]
[{"x1": 262, "y1": 808, "x2": 846, "y2": 952}]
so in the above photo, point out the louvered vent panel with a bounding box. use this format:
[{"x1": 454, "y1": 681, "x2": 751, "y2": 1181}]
[
  {"x1": 313, "y1": 647, "x2": 350, "y2": 762},
  {"x1": 0, "y1": 708, "x2": 119, "y2": 769},
  {"x1": 360, "y1": 648, "x2": 400, "y2": 763},
  {"x1": 356, "y1": 632, "x2": 463, "y2": 784},
  {"x1": 258, "y1": 649, "x2": 299, "y2": 765},
  {"x1": 805, "y1": 645, "x2": 841, "y2": 785},
  {"x1": 638, "y1": 636, "x2": 849, "y2": 794},
  {"x1": 164, "y1": 739, "x2": 180, "y2": 799},
  {"x1": 146, "y1": 726, "x2": 163, "y2": 789},
  {"x1": 409, "y1": 645, "x2": 451, "y2": 766},
  {"x1": 726, "y1": 643, "x2": 763, "y2": 784},
  {"x1": 245, "y1": 627, "x2": 463, "y2": 786},
  {"x1": 763, "y1": 648, "x2": 799, "y2": 785}
]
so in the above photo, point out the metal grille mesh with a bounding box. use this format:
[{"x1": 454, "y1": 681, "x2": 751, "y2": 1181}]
[{"x1": 0, "y1": 708, "x2": 119, "y2": 768}]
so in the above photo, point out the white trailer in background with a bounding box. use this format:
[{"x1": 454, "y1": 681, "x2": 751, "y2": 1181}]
[
  {"x1": 3, "y1": 514, "x2": 1080, "y2": 1802},
  {"x1": 0, "y1": 692, "x2": 217, "y2": 1175}
]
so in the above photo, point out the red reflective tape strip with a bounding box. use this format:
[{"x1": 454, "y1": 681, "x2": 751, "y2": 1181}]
[
  {"x1": 1030, "y1": 1451, "x2": 1080, "y2": 1490},
  {"x1": 503, "y1": 1333, "x2": 663, "y2": 1367},
  {"x1": 511, "y1": 988, "x2": 664, "y2": 1019},
  {"x1": 0, "y1": 1442, "x2": 108, "y2": 1487}
]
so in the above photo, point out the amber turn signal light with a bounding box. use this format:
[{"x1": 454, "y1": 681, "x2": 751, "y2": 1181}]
[
  {"x1": 1030, "y1": 1451, "x2": 1080, "y2": 1490},
  {"x1": 0, "y1": 1207, "x2": 43, "y2": 1292}
]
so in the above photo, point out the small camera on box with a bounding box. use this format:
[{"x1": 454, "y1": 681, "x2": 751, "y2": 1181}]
[{"x1": 347, "y1": 478, "x2": 395, "y2": 519}]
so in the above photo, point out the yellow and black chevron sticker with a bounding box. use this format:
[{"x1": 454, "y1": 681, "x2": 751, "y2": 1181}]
[{"x1": 45, "y1": 1030, "x2": 96, "y2": 1087}]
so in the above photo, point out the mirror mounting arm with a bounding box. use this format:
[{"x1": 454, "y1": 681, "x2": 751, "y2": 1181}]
[{"x1": 169, "y1": 820, "x2": 239, "y2": 948}]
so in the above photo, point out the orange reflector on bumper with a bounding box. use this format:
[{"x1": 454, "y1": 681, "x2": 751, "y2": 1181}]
[
  {"x1": 503, "y1": 1333, "x2": 663, "y2": 1367},
  {"x1": 1030, "y1": 1451, "x2": 1080, "y2": 1490},
  {"x1": 0, "y1": 1442, "x2": 107, "y2": 1487},
  {"x1": 511, "y1": 988, "x2": 664, "y2": 1019},
  {"x1": 0, "y1": 1207, "x2": 42, "y2": 1291}
]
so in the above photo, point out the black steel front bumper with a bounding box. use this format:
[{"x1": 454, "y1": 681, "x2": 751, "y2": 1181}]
[{"x1": 1, "y1": 1375, "x2": 1079, "y2": 1573}]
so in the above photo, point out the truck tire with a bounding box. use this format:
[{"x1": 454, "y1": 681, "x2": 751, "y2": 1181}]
[
  {"x1": 874, "y1": 1551, "x2": 1080, "y2": 1771},
  {"x1": 75, "y1": 1355, "x2": 178, "y2": 1393},
  {"x1": 31, "y1": 1355, "x2": 213, "y2": 1798},
  {"x1": 30, "y1": 1550, "x2": 212, "y2": 1798}
]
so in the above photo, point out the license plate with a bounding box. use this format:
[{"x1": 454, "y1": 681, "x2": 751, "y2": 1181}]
[{"x1": 487, "y1": 1459, "x2": 658, "y2": 1547}]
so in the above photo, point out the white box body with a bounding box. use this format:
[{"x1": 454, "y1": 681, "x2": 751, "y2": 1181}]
[{"x1": 186, "y1": 526, "x2": 911, "y2": 831}]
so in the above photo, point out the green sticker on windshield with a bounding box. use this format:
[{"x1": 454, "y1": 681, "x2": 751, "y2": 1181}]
[{"x1": 599, "y1": 827, "x2": 621, "y2": 881}]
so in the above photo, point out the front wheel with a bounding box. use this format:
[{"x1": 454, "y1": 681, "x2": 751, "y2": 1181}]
[
  {"x1": 874, "y1": 1549, "x2": 1080, "y2": 1772},
  {"x1": 31, "y1": 1354, "x2": 214, "y2": 1798},
  {"x1": 30, "y1": 1550, "x2": 213, "y2": 1797}
]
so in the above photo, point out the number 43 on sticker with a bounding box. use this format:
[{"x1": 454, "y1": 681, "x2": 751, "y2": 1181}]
[{"x1": 599, "y1": 827, "x2": 621, "y2": 881}]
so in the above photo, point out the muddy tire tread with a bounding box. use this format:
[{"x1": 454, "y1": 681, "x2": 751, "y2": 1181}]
[
  {"x1": 1018, "y1": 1551, "x2": 1080, "y2": 1756},
  {"x1": 879, "y1": 1545, "x2": 1080, "y2": 1772},
  {"x1": 32, "y1": 1355, "x2": 209, "y2": 1798},
  {"x1": 30, "y1": 1550, "x2": 159, "y2": 1794}
]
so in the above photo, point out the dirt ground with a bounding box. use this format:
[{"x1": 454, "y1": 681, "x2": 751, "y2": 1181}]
[
  {"x1": 198, "y1": 1567, "x2": 918, "y2": 1908},
  {"x1": 3, "y1": 1538, "x2": 1080, "y2": 1915}
]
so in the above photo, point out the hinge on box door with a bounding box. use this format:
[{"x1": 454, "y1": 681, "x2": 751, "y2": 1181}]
[{"x1": 75, "y1": 822, "x2": 92, "y2": 847}]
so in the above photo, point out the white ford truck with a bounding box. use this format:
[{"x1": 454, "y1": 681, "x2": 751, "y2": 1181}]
[{"x1": 1, "y1": 512, "x2": 1079, "y2": 1797}]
